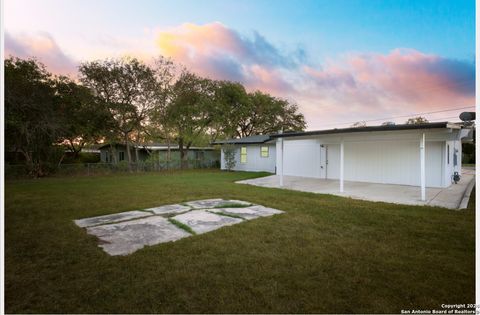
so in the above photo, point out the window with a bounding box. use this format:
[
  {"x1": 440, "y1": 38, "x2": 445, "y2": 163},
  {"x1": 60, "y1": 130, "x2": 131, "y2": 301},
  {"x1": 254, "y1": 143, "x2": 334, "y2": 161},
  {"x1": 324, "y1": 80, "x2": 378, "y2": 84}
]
[
  {"x1": 260, "y1": 146, "x2": 269, "y2": 158},
  {"x1": 240, "y1": 147, "x2": 247, "y2": 163},
  {"x1": 119, "y1": 151, "x2": 125, "y2": 161},
  {"x1": 447, "y1": 145, "x2": 450, "y2": 164}
]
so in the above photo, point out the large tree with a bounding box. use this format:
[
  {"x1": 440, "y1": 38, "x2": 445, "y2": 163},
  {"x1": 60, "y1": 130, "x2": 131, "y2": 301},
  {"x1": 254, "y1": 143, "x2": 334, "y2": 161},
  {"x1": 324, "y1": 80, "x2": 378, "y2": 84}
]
[
  {"x1": 248, "y1": 91, "x2": 306, "y2": 136},
  {"x1": 211, "y1": 81, "x2": 251, "y2": 139},
  {"x1": 5, "y1": 57, "x2": 63, "y2": 176},
  {"x1": 212, "y1": 86, "x2": 306, "y2": 139},
  {"x1": 54, "y1": 76, "x2": 112, "y2": 159},
  {"x1": 79, "y1": 57, "x2": 158, "y2": 165},
  {"x1": 164, "y1": 71, "x2": 216, "y2": 166}
]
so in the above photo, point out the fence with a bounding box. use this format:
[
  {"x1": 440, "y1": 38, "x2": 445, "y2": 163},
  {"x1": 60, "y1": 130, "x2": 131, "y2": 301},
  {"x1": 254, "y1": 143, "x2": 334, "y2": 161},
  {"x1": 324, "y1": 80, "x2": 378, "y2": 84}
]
[{"x1": 6, "y1": 159, "x2": 220, "y2": 179}]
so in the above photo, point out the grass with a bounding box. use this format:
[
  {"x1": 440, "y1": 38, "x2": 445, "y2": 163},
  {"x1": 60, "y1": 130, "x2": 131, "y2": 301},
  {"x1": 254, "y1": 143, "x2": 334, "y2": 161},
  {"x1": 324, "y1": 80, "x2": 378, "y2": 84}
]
[
  {"x1": 168, "y1": 218, "x2": 197, "y2": 235},
  {"x1": 213, "y1": 202, "x2": 252, "y2": 208},
  {"x1": 207, "y1": 210, "x2": 246, "y2": 220},
  {"x1": 5, "y1": 170, "x2": 475, "y2": 313}
]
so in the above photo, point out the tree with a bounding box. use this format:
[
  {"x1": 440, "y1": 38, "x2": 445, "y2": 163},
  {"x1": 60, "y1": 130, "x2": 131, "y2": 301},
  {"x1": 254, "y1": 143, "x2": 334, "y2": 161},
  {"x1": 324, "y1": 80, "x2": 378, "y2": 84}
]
[
  {"x1": 5, "y1": 57, "x2": 63, "y2": 176},
  {"x1": 406, "y1": 116, "x2": 429, "y2": 124},
  {"x1": 164, "y1": 71, "x2": 216, "y2": 167},
  {"x1": 54, "y1": 76, "x2": 112, "y2": 159},
  {"x1": 351, "y1": 121, "x2": 367, "y2": 128},
  {"x1": 212, "y1": 87, "x2": 306, "y2": 139},
  {"x1": 223, "y1": 144, "x2": 236, "y2": 171},
  {"x1": 79, "y1": 57, "x2": 158, "y2": 166},
  {"x1": 145, "y1": 57, "x2": 178, "y2": 161},
  {"x1": 211, "y1": 81, "x2": 252, "y2": 139}
]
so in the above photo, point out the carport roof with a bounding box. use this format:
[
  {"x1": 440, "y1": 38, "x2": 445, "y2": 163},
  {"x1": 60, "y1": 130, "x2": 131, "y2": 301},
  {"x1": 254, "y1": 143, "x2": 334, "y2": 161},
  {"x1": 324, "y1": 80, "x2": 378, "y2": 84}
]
[
  {"x1": 212, "y1": 134, "x2": 272, "y2": 145},
  {"x1": 270, "y1": 122, "x2": 460, "y2": 138}
]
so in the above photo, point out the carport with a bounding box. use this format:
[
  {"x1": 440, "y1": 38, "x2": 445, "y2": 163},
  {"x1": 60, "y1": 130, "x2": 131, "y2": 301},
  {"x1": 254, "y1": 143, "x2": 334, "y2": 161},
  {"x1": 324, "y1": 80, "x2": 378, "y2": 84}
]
[
  {"x1": 237, "y1": 168, "x2": 475, "y2": 209},
  {"x1": 272, "y1": 123, "x2": 472, "y2": 202}
]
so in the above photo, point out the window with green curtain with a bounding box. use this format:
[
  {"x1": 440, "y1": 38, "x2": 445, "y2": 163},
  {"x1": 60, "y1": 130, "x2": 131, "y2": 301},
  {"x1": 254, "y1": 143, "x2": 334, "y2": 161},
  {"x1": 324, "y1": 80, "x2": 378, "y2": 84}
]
[
  {"x1": 260, "y1": 146, "x2": 269, "y2": 157},
  {"x1": 240, "y1": 146, "x2": 247, "y2": 163}
]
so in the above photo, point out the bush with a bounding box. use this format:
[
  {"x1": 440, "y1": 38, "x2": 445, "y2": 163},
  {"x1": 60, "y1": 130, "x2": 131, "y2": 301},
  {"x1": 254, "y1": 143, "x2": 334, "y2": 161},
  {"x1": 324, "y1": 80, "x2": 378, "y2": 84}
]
[{"x1": 223, "y1": 144, "x2": 236, "y2": 171}]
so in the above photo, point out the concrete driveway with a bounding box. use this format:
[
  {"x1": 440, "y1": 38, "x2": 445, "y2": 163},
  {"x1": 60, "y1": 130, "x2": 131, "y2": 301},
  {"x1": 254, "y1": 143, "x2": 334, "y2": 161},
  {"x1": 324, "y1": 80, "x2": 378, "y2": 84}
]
[{"x1": 237, "y1": 169, "x2": 475, "y2": 209}]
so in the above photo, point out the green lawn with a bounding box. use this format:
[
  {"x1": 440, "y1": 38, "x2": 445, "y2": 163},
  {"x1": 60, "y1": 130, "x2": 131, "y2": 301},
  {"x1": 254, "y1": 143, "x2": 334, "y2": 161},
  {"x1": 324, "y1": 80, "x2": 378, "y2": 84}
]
[{"x1": 5, "y1": 170, "x2": 475, "y2": 313}]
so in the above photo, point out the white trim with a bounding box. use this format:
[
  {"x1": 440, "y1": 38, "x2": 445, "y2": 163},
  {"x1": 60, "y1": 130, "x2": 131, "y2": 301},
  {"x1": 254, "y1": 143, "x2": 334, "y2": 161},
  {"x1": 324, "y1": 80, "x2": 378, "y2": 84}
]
[
  {"x1": 420, "y1": 133, "x2": 426, "y2": 201},
  {"x1": 340, "y1": 140, "x2": 344, "y2": 192},
  {"x1": 277, "y1": 137, "x2": 284, "y2": 186}
]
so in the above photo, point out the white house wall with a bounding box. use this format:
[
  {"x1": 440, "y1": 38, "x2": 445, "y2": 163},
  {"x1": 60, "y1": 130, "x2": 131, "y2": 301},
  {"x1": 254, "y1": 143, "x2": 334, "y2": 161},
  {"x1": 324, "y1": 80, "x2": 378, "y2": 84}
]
[
  {"x1": 280, "y1": 129, "x2": 457, "y2": 188},
  {"x1": 221, "y1": 144, "x2": 276, "y2": 172},
  {"x1": 283, "y1": 139, "x2": 321, "y2": 177}
]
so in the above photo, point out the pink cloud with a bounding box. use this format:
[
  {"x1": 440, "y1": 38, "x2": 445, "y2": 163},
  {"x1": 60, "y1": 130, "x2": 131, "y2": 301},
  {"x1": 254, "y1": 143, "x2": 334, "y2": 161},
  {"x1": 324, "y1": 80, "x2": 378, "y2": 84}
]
[
  {"x1": 5, "y1": 26, "x2": 474, "y2": 130},
  {"x1": 155, "y1": 22, "x2": 302, "y2": 94},
  {"x1": 155, "y1": 23, "x2": 474, "y2": 129},
  {"x1": 345, "y1": 49, "x2": 474, "y2": 108},
  {"x1": 5, "y1": 31, "x2": 78, "y2": 76},
  {"x1": 299, "y1": 49, "x2": 475, "y2": 128}
]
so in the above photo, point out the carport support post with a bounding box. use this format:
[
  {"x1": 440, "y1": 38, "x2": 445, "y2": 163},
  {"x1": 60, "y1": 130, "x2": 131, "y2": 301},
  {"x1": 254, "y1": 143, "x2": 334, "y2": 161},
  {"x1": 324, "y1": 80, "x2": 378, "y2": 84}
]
[
  {"x1": 277, "y1": 130, "x2": 284, "y2": 186},
  {"x1": 420, "y1": 133, "x2": 426, "y2": 201},
  {"x1": 340, "y1": 140, "x2": 344, "y2": 193}
]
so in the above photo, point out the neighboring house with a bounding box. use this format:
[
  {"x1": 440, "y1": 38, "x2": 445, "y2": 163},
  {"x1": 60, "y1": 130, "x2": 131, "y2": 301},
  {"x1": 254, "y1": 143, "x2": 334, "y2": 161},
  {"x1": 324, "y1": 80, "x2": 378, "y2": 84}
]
[
  {"x1": 214, "y1": 122, "x2": 474, "y2": 193},
  {"x1": 98, "y1": 143, "x2": 219, "y2": 165},
  {"x1": 213, "y1": 135, "x2": 276, "y2": 173}
]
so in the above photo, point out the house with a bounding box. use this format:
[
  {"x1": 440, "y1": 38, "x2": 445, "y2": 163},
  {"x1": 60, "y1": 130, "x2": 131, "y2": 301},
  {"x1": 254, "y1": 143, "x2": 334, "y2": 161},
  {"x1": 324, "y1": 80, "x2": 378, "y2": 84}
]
[
  {"x1": 214, "y1": 121, "x2": 474, "y2": 201},
  {"x1": 98, "y1": 143, "x2": 220, "y2": 166},
  {"x1": 213, "y1": 135, "x2": 276, "y2": 173}
]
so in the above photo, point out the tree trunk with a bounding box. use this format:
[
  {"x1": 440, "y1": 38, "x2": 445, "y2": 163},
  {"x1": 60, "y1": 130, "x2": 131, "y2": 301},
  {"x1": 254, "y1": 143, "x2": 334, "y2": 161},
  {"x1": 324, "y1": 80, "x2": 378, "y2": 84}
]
[
  {"x1": 179, "y1": 138, "x2": 187, "y2": 169},
  {"x1": 20, "y1": 149, "x2": 35, "y2": 177},
  {"x1": 134, "y1": 131, "x2": 140, "y2": 171},
  {"x1": 167, "y1": 137, "x2": 171, "y2": 162},
  {"x1": 68, "y1": 139, "x2": 84, "y2": 160},
  {"x1": 109, "y1": 143, "x2": 118, "y2": 164},
  {"x1": 125, "y1": 133, "x2": 132, "y2": 171}
]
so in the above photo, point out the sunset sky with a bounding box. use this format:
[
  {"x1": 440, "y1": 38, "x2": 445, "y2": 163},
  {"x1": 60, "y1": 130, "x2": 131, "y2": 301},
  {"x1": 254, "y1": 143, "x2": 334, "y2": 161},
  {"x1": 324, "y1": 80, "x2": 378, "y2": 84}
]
[{"x1": 4, "y1": 0, "x2": 476, "y2": 130}]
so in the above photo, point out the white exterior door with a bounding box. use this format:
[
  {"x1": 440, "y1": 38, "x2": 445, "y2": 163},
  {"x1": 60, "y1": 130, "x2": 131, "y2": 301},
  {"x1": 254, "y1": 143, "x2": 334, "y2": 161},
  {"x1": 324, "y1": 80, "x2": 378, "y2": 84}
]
[{"x1": 319, "y1": 145, "x2": 327, "y2": 179}]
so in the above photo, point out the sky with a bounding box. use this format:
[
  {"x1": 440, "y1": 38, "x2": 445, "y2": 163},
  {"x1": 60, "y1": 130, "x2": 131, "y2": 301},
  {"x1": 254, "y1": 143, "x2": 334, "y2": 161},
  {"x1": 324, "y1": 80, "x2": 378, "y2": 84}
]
[{"x1": 4, "y1": 0, "x2": 476, "y2": 130}]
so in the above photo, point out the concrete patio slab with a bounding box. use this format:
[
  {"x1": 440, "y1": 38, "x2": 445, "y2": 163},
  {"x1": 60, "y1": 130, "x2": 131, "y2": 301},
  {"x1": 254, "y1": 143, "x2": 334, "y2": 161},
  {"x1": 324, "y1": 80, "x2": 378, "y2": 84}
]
[
  {"x1": 172, "y1": 210, "x2": 243, "y2": 234},
  {"x1": 145, "y1": 204, "x2": 191, "y2": 215},
  {"x1": 237, "y1": 170, "x2": 475, "y2": 209},
  {"x1": 86, "y1": 216, "x2": 191, "y2": 256},
  {"x1": 225, "y1": 199, "x2": 254, "y2": 206},
  {"x1": 210, "y1": 205, "x2": 284, "y2": 220},
  {"x1": 74, "y1": 210, "x2": 152, "y2": 228},
  {"x1": 184, "y1": 198, "x2": 224, "y2": 209},
  {"x1": 76, "y1": 199, "x2": 285, "y2": 256}
]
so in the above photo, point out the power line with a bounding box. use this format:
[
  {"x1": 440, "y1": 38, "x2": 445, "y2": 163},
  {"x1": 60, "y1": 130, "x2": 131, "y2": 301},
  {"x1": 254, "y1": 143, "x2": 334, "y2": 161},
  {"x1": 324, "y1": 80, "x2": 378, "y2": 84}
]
[
  {"x1": 316, "y1": 105, "x2": 475, "y2": 128},
  {"x1": 427, "y1": 115, "x2": 467, "y2": 122}
]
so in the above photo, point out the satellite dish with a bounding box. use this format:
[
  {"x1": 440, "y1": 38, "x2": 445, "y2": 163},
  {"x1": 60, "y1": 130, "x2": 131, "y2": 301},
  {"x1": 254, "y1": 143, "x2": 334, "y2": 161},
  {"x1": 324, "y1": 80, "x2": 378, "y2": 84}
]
[{"x1": 459, "y1": 112, "x2": 476, "y2": 121}]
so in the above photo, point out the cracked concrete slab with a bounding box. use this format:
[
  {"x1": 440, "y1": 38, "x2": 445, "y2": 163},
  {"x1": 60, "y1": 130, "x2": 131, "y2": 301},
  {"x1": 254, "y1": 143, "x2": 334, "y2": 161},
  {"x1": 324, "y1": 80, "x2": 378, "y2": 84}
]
[
  {"x1": 183, "y1": 198, "x2": 225, "y2": 209},
  {"x1": 210, "y1": 205, "x2": 284, "y2": 220},
  {"x1": 75, "y1": 210, "x2": 152, "y2": 228},
  {"x1": 172, "y1": 210, "x2": 243, "y2": 234},
  {"x1": 185, "y1": 198, "x2": 253, "y2": 209},
  {"x1": 86, "y1": 216, "x2": 191, "y2": 256},
  {"x1": 76, "y1": 199, "x2": 285, "y2": 256},
  {"x1": 145, "y1": 204, "x2": 191, "y2": 215},
  {"x1": 224, "y1": 199, "x2": 254, "y2": 206}
]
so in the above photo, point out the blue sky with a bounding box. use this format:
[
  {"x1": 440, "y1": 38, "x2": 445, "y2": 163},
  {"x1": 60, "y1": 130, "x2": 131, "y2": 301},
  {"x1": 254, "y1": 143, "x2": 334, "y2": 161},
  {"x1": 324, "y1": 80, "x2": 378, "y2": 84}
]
[{"x1": 4, "y1": 0, "x2": 475, "y2": 129}]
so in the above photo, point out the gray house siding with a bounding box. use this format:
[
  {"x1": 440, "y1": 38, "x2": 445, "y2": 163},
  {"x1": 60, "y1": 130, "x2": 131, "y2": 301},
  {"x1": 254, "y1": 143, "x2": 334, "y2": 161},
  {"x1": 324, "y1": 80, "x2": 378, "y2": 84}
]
[
  {"x1": 221, "y1": 143, "x2": 276, "y2": 173},
  {"x1": 99, "y1": 144, "x2": 219, "y2": 165}
]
